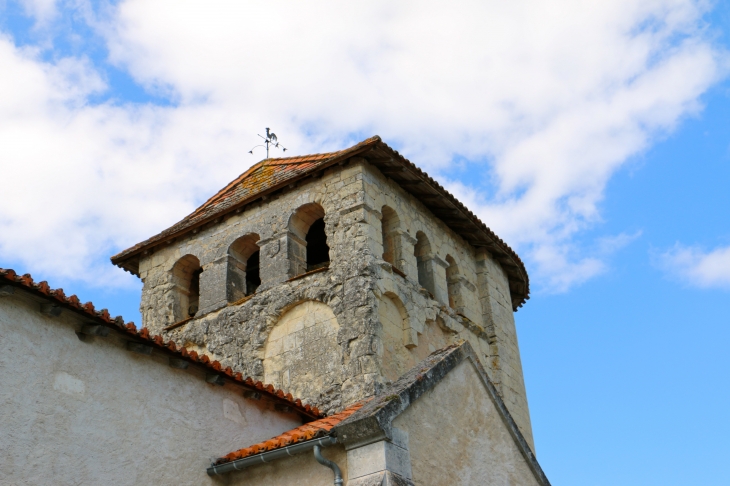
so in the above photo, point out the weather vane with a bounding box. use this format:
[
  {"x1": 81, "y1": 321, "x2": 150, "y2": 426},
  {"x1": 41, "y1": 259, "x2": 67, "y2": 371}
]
[{"x1": 248, "y1": 128, "x2": 287, "y2": 159}]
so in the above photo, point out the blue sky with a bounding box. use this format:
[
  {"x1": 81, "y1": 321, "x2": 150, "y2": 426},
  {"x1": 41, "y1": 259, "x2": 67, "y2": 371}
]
[
  {"x1": 522, "y1": 78, "x2": 730, "y2": 484},
  {"x1": 2, "y1": 1, "x2": 729, "y2": 484}
]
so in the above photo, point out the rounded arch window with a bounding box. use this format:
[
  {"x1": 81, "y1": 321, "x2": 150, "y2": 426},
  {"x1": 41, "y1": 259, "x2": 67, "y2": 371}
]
[
  {"x1": 227, "y1": 234, "x2": 261, "y2": 302},
  {"x1": 414, "y1": 231, "x2": 436, "y2": 297},
  {"x1": 381, "y1": 205, "x2": 403, "y2": 270},
  {"x1": 445, "y1": 255, "x2": 463, "y2": 311},
  {"x1": 288, "y1": 203, "x2": 330, "y2": 276},
  {"x1": 171, "y1": 255, "x2": 202, "y2": 321}
]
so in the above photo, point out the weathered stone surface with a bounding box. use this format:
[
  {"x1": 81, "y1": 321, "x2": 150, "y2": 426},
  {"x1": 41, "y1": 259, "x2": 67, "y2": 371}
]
[
  {"x1": 137, "y1": 160, "x2": 533, "y2": 445},
  {"x1": 333, "y1": 342, "x2": 549, "y2": 486}
]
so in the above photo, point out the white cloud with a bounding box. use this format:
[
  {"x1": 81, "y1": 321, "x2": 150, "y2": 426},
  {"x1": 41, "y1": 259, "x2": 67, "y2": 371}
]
[
  {"x1": 659, "y1": 244, "x2": 730, "y2": 289},
  {"x1": 0, "y1": 0, "x2": 725, "y2": 291},
  {"x1": 17, "y1": 0, "x2": 58, "y2": 24}
]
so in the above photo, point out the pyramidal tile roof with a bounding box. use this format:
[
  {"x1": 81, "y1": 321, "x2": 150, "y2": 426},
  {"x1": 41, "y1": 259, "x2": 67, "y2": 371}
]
[
  {"x1": 111, "y1": 137, "x2": 380, "y2": 268},
  {"x1": 111, "y1": 136, "x2": 531, "y2": 310},
  {"x1": 0, "y1": 267, "x2": 322, "y2": 419}
]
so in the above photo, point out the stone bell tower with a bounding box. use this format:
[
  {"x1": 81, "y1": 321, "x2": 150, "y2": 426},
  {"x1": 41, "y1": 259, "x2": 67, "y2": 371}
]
[{"x1": 111, "y1": 136, "x2": 535, "y2": 449}]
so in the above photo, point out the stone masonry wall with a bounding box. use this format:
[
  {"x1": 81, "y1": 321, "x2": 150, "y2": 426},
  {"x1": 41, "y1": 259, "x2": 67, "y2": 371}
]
[
  {"x1": 136, "y1": 159, "x2": 533, "y2": 448},
  {"x1": 361, "y1": 162, "x2": 533, "y2": 448}
]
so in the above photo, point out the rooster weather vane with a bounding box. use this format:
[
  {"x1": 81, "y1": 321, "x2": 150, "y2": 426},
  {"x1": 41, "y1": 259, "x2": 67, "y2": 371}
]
[{"x1": 249, "y1": 128, "x2": 287, "y2": 159}]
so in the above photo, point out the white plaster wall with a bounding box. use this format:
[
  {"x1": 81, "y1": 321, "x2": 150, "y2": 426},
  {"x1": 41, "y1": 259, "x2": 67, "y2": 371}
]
[
  {"x1": 228, "y1": 444, "x2": 348, "y2": 486},
  {"x1": 0, "y1": 292, "x2": 302, "y2": 486},
  {"x1": 393, "y1": 360, "x2": 541, "y2": 486}
]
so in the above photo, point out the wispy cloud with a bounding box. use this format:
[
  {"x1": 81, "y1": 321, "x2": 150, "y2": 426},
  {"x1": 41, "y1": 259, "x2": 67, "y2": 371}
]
[
  {"x1": 658, "y1": 244, "x2": 730, "y2": 289},
  {"x1": 0, "y1": 0, "x2": 725, "y2": 291},
  {"x1": 17, "y1": 0, "x2": 57, "y2": 25}
]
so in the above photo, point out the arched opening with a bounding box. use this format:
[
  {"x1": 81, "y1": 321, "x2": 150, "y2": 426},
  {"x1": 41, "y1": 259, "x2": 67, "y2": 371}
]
[
  {"x1": 414, "y1": 231, "x2": 436, "y2": 297},
  {"x1": 306, "y1": 218, "x2": 330, "y2": 270},
  {"x1": 288, "y1": 203, "x2": 329, "y2": 276},
  {"x1": 445, "y1": 255, "x2": 463, "y2": 311},
  {"x1": 227, "y1": 234, "x2": 261, "y2": 302},
  {"x1": 246, "y1": 251, "x2": 261, "y2": 294},
  {"x1": 381, "y1": 205, "x2": 402, "y2": 270},
  {"x1": 171, "y1": 255, "x2": 202, "y2": 322}
]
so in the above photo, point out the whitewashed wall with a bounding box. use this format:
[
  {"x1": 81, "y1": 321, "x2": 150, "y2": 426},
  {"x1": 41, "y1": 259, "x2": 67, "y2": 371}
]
[{"x1": 0, "y1": 290, "x2": 301, "y2": 485}]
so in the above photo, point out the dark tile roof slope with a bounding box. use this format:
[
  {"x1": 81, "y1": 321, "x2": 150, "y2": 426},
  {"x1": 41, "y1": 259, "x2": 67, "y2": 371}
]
[
  {"x1": 0, "y1": 267, "x2": 321, "y2": 419},
  {"x1": 214, "y1": 401, "x2": 365, "y2": 465},
  {"x1": 111, "y1": 136, "x2": 530, "y2": 310}
]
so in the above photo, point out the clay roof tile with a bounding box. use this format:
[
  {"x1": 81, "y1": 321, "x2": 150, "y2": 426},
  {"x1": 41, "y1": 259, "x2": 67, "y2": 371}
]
[
  {"x1": 215, "y1": 401, "x2": 366, "y2": 465},
  {"x1": 0, "y1": 267, "x2": 321, "y2": 420},
  {"x1": 109, "y1": 136, "x2": 530, "y2": 309}
]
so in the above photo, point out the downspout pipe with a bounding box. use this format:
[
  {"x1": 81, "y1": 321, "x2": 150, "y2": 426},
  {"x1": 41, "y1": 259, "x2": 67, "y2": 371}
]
[
  {"x1": 207, "y1": 435, "x2": 337, "y2": 476},
  {"x1": 314, "y1": 444, "x2": 344, "y2": 485}
]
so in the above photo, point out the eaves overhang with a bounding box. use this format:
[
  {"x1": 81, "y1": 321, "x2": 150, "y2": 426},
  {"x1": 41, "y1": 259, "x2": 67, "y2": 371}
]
[
  {"x1": 110, "y1": 136, "x2": 530, "y2": 310},
  {"x1": 0, "y1": 267, "x2": 323, "y2": 420}
]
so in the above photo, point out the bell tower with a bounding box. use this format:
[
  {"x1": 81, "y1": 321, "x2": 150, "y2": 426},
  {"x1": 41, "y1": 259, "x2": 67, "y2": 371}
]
[{"x1": 111, "y1": 136, "x2": 535, "y2": 448}]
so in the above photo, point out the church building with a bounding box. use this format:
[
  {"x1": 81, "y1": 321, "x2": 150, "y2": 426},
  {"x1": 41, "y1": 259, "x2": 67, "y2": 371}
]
[{"x1": 0, "y1": 136, "x2": 550, "y2": 485}]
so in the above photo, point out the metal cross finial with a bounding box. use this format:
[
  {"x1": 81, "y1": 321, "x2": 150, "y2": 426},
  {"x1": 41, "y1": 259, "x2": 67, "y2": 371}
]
[{"x1": 248, "y1": 127, "x2": 288, "y2": 158}]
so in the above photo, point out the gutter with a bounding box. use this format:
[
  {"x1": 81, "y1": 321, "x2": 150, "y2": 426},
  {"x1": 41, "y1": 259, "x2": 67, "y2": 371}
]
[
  {"x1": 314, "y1": 444, "x2": 344, "y2": 485},
  {"x1": 206, "y1": 435, "x2": 337, "y2": 477}
]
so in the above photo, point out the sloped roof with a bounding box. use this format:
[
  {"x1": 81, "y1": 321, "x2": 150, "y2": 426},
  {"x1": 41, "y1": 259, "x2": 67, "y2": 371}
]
[
  {"x1": 111, "y1": 136, "x2": 530, "y2": 309},
  {"x1": 210, "y1": 341, "x2": 550, "y2": 486},
  {"x1": 333, "y1": 342, "x2": 551, "y2": 486},
  {"x1": 0, "y1": 267, "x2": 322, "y2": 419},
  {"x1": 214, "y1": 401, "x2": 365, "y2": 465}
]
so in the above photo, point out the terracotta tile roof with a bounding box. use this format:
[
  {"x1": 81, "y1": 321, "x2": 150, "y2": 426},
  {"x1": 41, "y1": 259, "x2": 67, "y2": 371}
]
[
  {"x1": 110, "y1": 137, "x2": 380, "y2": 270},
  {"x1": 110, "y1": 135, "x2": 530, "y2": 310},
  {"x1": 0, "y1": 267, "x2": 321, "y2": 419},
  {"x1": 214, "y1": 401, "x2": 365, "y2": 465}
]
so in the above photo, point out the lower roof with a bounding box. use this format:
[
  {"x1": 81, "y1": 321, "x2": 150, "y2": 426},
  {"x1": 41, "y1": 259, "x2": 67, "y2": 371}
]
[
  {"x1": 211, "y1": 342, "x2": 551, "y2": 486},
  {"x1": 0, "y1": 267, "x2": 321, "y2": 419}
]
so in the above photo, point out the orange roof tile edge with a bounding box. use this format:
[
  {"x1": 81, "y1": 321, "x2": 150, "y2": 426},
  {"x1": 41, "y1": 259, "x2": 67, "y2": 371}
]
[
  {"x1": 0, "y1": 267, "x2": 322, "y2": 419},
  {"x1": 110, "y1": 136, "x2": 380, "y2": 265},
  {"x1": 191, "y1": 148, "x2": 348, "y2": 218},
  {"x1": 109, "y1": 135, "x2": 530, "y2": 310},
  {"x1": 215, "y1": 401, "x2": 366, "y2": 465}
]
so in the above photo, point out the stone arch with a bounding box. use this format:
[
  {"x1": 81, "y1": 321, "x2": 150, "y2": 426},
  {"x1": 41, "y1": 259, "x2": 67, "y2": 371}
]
[
  {"x1": 378, "y1": 292, "x2": 450, "y2": 383},
  {"x1": 414, "y1": 231, "x2": 436, "y2": 297},
  {"x1": 226, "y1": 233, "x2": 260, "y2": 302},
  {"x1": 445, "y1": 254, "x2": 464, "y2": 312},
  {"x1": 378, "y1": 293, "x2": 409, "y2": 382},
  {"x1": 263, "y1": 300, "x2": 341, "y2": 405},
  {"x1": 288, "y1": 203, "x2": 330, "y2": 276},
  {"x1": 381, "y1": 205, "x2": 403, "y2": 270},
  {"x1": 170, "y1": 254, "x2": 202, "y2": 322}
]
